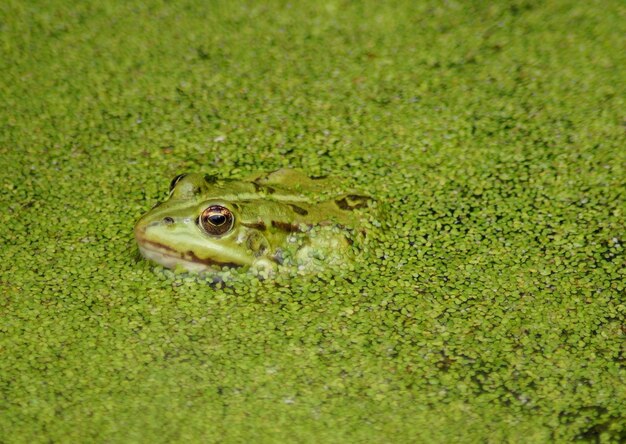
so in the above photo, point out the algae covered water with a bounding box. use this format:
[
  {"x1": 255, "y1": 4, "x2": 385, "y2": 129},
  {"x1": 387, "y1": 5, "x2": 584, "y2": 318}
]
[{"x1": 1, "y1": 1, "x2": 624, "y2": 442}]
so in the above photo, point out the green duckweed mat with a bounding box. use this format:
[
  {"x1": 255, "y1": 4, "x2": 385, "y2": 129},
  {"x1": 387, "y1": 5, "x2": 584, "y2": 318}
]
[{"x1": 1, "y1": 1, "x2": 625, "y2": 442}]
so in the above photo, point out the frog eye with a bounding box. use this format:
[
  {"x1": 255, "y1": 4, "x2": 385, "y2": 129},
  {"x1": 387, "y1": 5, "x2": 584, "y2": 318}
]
[
  {"x1": 199, "y1": 205, "x2": 234, "y2": 236},
  {"x1": 169, "y1": 174, "x2": 188, "y2": 193}
]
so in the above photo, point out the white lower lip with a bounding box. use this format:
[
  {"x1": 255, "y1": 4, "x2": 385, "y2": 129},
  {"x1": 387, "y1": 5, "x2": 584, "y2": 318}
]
[{"x1": 137, "y1": 243, "x2": 213, "y2": 273}]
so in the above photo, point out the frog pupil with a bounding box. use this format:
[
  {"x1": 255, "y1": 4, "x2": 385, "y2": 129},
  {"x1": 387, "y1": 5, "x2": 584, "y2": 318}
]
[{"x1": 209, "y1": 214, "x2": 226, "y2": 226}]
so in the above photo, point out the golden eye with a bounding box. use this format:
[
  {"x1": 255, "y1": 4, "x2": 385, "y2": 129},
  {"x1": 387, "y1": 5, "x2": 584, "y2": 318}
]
[{"x1": 199, "y1": 205, "x2": 234, "y2": 236}]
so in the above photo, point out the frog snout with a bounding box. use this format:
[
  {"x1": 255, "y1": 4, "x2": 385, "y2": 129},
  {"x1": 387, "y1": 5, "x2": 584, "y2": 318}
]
[{"x1": 134, "y1": 219, "x2": 146, "y2": 242}]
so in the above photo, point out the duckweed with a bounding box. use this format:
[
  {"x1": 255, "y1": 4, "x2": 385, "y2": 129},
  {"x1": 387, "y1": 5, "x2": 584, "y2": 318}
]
[{"x1": 1, "y1": 0, "x2": 625, "y2": 442}]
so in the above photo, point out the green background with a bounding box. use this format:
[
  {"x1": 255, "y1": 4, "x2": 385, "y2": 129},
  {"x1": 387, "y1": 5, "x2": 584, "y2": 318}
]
[{"x1": 1, "y1": 0, "x2": 625, "y2": 442}]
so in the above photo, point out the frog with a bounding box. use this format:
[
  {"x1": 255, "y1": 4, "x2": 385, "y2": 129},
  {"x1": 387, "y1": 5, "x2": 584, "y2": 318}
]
[{"x1": 134, "y1": 168, "x2": 374, "y2": 275}]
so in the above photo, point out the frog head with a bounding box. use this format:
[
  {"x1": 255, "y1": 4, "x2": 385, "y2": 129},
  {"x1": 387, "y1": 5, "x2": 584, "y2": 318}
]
[{"x1": 134, "y1": 173, "x2": 272, "y2": 273}]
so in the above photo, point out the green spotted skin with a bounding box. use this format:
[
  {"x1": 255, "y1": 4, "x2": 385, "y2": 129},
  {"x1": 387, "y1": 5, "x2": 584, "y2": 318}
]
[{"x1": 134, "y1": 169, "x2": 373, "y2": 274}]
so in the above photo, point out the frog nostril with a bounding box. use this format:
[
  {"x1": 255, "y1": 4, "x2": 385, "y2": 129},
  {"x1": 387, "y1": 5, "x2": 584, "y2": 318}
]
[{"x1": 162, "y1": 217, "x2": 175, "y2": 225}]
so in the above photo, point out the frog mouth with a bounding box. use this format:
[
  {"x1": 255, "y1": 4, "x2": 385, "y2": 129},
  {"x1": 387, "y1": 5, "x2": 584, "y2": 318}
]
[{"x1": 136, "y1": 238, "x2": 239, "y2": 272}]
